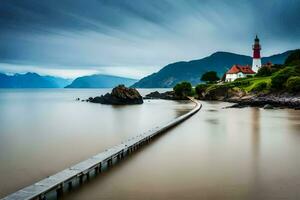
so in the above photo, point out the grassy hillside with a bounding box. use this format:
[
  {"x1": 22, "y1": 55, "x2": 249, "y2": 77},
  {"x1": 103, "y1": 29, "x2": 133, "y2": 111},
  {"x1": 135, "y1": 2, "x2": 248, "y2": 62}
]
[
  {"x1": 196, "y1": 68, "x2": 299, "y2": 100},
  {"x1": 171, "y1": 50, "x2": 300, "y2": 100}
]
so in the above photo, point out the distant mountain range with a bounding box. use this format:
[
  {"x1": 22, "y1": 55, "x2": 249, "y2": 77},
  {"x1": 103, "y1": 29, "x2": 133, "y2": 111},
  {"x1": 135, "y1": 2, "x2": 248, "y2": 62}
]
[
  {"x1": 65, "y1": 74, "x2": 137, "y2": 88},
  {"x1": 132, "y1": 50, "x2": 295, "y2": 88},
  {"x1": 0, "y1": 50, "x2": 296, "y2": 89},
  {"x1": 0, "y1": 72, "x2": 71, "y2": 88}
]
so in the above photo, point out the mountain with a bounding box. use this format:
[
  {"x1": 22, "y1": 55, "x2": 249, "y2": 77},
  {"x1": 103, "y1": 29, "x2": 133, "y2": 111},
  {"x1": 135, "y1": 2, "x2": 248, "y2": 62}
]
[
  {"x1": 132, "y1": 50, "x2": 294, "y2": 88},
  {"x1": 0, "y1": 72, "x2": 71, "y2": 88},
  {"x1": 65, "y1": 74, "x2": 137, "y2": 88}
]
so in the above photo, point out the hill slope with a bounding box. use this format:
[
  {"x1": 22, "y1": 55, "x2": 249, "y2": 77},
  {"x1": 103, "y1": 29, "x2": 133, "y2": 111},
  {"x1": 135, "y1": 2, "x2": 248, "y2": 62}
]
[
  {"x1": 65, "y1": 74, "x2": 137, "y2": 88},
  {"x1": 132, "y1": 50, "x2": 294, "y2": 88},
  {"x1": 0, "y1": 72, "x2": 71, "y2": 88}
]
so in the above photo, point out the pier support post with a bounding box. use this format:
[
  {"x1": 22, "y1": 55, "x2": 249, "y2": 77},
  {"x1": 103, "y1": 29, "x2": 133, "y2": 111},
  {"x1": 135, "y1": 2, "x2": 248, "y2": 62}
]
[
  {"x1": 107, "y1": 158, "x2": 112, "y2": 167},
  {"x1": 99, "y1": 163, "x2": 102, "y2": 173},
  {"x1": 56, "y1": 184, "x2": 63, "y2": 199},
  {"x1": 86, "y1": 172, "x2": 90, "y2": 181},
  {"x1": 79, "y1": 174, "x2": 83, "y2": 184},
  {"x1": 68, "y1": 181, "x2": 73, "y2": 190}
]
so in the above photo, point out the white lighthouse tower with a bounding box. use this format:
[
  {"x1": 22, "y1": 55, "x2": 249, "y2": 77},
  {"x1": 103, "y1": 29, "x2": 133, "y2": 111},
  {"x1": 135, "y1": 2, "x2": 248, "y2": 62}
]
[{"x1": 252, "y1": 35, "x2": 262, "y2": 73}]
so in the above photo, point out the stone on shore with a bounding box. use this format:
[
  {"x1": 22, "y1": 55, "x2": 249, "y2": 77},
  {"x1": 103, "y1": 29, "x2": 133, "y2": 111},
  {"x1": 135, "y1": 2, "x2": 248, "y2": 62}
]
[
  {"x1": 88, "y1": 85, "x2": 143, "y2": 105},
  {"x1": 263, "y1": 104, "x2": 274, "y2": 109}
]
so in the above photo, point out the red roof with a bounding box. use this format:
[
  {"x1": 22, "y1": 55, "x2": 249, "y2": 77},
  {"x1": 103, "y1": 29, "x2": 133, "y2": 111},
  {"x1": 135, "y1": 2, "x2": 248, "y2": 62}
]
[{"x1": 226, "y1": 65, "x2": 255, "y2": 74}]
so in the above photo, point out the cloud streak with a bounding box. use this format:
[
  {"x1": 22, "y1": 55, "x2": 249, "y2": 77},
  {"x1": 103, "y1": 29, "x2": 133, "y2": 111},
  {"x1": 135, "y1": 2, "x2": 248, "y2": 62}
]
[{"x1": 0, "y1": 0, "x2": 299, "y2": 78}]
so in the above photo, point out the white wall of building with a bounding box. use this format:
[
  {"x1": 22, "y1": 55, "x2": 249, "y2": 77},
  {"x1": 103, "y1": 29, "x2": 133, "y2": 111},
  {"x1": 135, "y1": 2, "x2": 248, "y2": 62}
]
[{"x1": 225, "y1": 72, "x2": 247, "y2": 82}]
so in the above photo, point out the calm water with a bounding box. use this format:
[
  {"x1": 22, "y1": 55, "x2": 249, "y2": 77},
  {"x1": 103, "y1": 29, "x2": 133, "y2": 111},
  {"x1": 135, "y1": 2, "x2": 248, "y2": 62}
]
[
  {"x1": 1, "y1": 90, "x2": 300, "y2": 199},
  {"x1": 61, "y1": 101, "x2": 300, "y2": 200},
  {"x1": 0, "y1": 89, "x2": 193, "y2": 198}
]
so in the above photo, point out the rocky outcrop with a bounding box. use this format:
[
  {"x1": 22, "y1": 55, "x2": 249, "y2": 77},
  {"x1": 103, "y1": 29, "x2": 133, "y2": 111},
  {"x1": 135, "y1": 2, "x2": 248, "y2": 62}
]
[
  {"x1": 197, "y1": 83, "x2": 300, "y2": 109},
  {"x1": 144, "y1": 91, "x2": 188, "y2": 100},
  {"x1": 226, "y1": 93, "x2": 300, "y2": 109},
  {"x1": 144, "y1": 91, "x2": 174, "y2": 100},
  {"x1": 88, "y1": 85, "x2": 143, "y2": 105},
  {"x1": 198, "y1": 85, "x2": 245, "y2": 101}
]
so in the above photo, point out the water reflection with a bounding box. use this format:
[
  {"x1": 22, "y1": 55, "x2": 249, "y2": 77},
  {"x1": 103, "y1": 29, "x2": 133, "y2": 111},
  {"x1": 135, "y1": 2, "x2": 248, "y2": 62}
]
[
  {"x1": 249, "y1": 108, "x2": 261, "y2": 198},
  {"x1": 205, "y1": 118, "x2": 219, "y2": 125}
]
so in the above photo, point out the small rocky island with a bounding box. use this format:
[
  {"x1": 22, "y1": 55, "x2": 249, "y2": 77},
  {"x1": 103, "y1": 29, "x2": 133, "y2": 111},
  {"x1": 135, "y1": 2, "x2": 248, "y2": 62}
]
[
  {"x1": 144, "y1": 91, "x2": 183, "y2": 100},
  {"x1": 87, "y1": 85, "x2": 143, "y2": 105}
]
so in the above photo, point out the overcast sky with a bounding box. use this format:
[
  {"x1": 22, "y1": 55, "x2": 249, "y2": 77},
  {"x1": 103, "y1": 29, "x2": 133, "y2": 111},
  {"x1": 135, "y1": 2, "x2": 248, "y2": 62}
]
[{"x1": 0, "y1": 0, "x2": 299, "y2": 78}]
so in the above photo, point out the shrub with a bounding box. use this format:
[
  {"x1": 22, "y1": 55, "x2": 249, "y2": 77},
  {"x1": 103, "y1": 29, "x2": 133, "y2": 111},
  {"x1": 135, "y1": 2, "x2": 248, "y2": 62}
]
[
  {"x1": 256, "y1": 66, "x2": 272, "y2": 77},
  {"x1": 251, "y1": 82, "x2": 268, "y2": 92},
  {"x1": 286, "y1": 76, "x2": 300, "y2": 93},
  {"x1": 295, "y1": 64, "x2": 300, "y2": 74},
  {"x1": 195, "y1": 84, "x2": 208, "y2": 95},
  {"x1": 201, "y1": 71, "x2": 220, "y2": 83},
  {"x1": 285, "y1": 49, "x2": 300, "y2": 66},
  {"x1": 270, "y1": 64, "x2": 284, "y2": 74},
  {"x1": 173, "y1": 81, "x2": 192, "y2": 97},
  {"x1": 271, "y1": 67, "x2": 294, "y2": 89}
]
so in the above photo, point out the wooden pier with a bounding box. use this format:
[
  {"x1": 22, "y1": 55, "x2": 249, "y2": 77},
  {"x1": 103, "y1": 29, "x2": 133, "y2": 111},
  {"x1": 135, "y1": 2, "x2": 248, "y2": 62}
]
[{"x1": 2, "y1": 98, "x2": 201, "y2": 200}]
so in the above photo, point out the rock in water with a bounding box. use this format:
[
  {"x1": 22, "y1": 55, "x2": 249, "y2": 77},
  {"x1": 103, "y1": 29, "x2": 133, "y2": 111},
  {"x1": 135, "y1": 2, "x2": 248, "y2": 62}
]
[
  {"x1": 144, "y1": 91, "x2": 177, "y2": 100},
  {"x1": 89, "y1": 85, "x2": 143, "y2": 105},
  {"x1": 263, "y1": 104, "x2": 274, "y2": 109}
]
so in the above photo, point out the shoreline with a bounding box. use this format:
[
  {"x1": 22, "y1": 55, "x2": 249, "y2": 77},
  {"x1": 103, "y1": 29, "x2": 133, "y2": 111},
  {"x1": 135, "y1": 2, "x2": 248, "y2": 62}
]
[
  {"x1": 223, "y1": 93, "x2": 300, "y2": 109},
  {"x1": 144, "y1": 90, "x2": 300, "y2": 110}
]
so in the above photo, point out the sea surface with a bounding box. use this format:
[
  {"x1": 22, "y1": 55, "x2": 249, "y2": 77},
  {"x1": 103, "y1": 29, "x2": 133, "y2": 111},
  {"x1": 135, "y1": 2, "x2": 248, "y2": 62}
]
[
  {"x1": 0, "y1": 89, "x2": 193, "y2": 198},
  {"x1": 1, "y1": 89, "x2": 300, "y2": 199}
]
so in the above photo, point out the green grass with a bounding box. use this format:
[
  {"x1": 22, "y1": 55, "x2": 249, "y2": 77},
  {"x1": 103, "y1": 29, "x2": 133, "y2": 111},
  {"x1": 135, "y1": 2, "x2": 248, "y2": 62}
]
[
  {"x1": 242, "y1": 77, "x2": 271, "y2": 92},
  {"x1": 200, "y1": 76, "x2": 272, "y2": 95},
  {"x1": 192, "y1": 64, "x2": 300, "y2": 96}
]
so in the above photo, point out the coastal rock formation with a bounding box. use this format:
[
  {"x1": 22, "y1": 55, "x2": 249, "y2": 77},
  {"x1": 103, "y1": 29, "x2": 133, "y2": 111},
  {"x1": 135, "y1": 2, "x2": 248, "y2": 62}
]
[
  {"x1": 200, "y1": 85, "x2": 245, "y2": 101},
  {"x1": 88, "y1": 85, "x2": 143, "y2": 105},
  {"x1": 144, "y1": 91, "x2": 175, "y2": 100},
  {"x1": 227, "y1": 93, "x2": 300, "y2": 109},
  {"x1": 144, "y1": 91, "x2": 188, "y2": 100}
]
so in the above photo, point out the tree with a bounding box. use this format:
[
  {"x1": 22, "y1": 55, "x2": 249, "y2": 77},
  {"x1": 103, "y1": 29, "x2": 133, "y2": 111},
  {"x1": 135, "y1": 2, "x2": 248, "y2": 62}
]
[
  {"x1": 195, "y1": 84, "x2": 208, "y2": 98},
  {"x1": 286, "y1": 76, "x2": 300, "y2": 93},
  {"x1": 173, "y1": 81, "x2": 192, "y2": 97},
  {"x1": 201, "y1": 71, "x2": 220, "y2": 83},
  {"x1": 271, "y1": 67, "x2": 294, "y2": 89},
  {"x1": 255, "y1": 66, "x2": 272, "y2": 77}
]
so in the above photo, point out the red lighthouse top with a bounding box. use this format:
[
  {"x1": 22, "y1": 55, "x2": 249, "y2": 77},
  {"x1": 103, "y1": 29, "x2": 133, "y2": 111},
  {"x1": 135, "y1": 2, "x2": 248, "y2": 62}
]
[{"x1": 253, "y1": 35, "x2": 261, "y2": 59}]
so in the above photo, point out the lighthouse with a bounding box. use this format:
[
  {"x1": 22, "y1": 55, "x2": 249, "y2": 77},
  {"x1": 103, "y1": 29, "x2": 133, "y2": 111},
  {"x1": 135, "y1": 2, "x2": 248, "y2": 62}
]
[{"x1": 252, "y1": 35, "x2": 261, "y2": 73}]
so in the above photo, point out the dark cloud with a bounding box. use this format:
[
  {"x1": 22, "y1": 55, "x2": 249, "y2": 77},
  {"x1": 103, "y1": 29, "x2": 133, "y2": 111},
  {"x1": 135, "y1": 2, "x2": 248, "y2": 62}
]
[{"x1": 0, "y1": 0, "x2": 299, "y2": 78}]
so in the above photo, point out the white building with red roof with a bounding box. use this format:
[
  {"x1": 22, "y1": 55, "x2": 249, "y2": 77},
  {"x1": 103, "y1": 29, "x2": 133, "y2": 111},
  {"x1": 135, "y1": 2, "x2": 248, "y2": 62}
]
[
  {"x1": 225, "y1": 64, "x2": 255, "y2": 82},
  {"x1": 225, "y1": 35, "x2": 262, "y2": 82}
]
